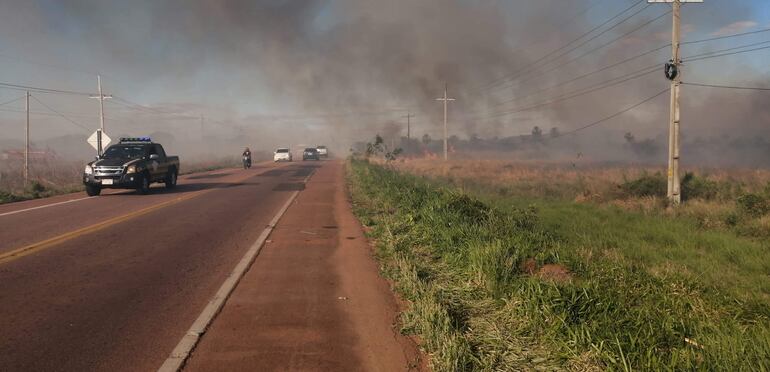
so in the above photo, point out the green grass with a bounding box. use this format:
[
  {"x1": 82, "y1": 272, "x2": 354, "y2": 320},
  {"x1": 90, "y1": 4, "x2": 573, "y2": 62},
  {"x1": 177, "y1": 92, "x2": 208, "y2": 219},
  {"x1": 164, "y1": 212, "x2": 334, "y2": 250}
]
[{"x1": 347, "y1": 159, "x2": 770, "y2": 371}]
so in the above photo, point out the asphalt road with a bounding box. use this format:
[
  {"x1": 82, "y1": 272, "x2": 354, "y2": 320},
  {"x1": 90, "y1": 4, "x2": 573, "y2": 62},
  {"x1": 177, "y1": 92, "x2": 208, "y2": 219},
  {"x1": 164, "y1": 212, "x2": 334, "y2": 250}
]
[{"x1": 0, "y1": 161, "x2": 317, "y2": 371}]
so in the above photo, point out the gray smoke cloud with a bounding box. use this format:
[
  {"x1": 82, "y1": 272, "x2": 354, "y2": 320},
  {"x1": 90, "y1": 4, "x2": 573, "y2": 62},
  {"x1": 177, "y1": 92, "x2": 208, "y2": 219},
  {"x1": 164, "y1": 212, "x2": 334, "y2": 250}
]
[{"x1": 0, "y1": 0, "x2": 768, "y2": 166}]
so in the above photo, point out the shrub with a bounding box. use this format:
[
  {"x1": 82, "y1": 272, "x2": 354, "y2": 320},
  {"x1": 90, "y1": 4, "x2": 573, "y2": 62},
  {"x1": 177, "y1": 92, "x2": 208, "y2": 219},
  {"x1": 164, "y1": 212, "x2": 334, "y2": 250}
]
[
  {"x1": 736, "y1": 193, "x2": 769, "y2": 217},
  {"x1": 681, "y1": 172, "x2": 719, "y2": 201},
  {"x1": 26, "y1": 181, "x2": 46, "y2": 198},
  {"x1": 619, "y1": 172, "x2": 666, "y2": 198}
]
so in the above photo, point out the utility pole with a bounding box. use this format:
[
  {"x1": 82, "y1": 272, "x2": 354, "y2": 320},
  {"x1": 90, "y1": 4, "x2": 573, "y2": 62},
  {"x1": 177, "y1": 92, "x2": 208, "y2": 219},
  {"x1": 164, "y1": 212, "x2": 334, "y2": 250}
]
[
  {"x1": 650, "y1": 0, "x2": 702, "y2": 204},
  {"x1": 403, "y1": 112, "x2": 415, "y2": 140},
  {"x1": 89, "y1": 75, "x2": 112, "y2": 156},
  {"x1": 25, "y1": 91, "x2": 29, "y2": 185},
  {"x1": 435, "y1": 83, "x2": 455, "y2": 161}
]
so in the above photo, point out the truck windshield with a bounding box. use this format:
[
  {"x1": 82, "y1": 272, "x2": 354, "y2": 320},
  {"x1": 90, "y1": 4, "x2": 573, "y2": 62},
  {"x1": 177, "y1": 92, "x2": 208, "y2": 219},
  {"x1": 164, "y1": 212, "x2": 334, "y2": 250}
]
[
  {"x1": 276, "y1": 148, "x2": 289, "y2": 153},
  {"x1": 103, "y1": 145, "x2": 147, "y2": 159}
]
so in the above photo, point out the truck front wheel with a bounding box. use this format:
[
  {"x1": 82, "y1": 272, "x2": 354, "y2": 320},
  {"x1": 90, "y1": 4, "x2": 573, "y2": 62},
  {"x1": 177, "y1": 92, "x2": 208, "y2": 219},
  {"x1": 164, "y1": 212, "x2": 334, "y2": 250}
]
[
  {"x1": 85, "y1": 184, "x2": 101, "y2": 196},
  {"x1": 137, "y1": 173, "x2": 151, "y2": 195}
]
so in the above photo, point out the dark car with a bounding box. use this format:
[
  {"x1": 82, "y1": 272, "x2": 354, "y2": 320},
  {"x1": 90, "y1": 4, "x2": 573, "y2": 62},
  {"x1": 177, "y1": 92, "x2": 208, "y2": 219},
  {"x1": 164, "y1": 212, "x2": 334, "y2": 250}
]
[
  {"x1": 302, "y1": 147, "x2": 320, "y2": 161},
  {"x1": 83, "y1": 137, "x2": 180, "y2": 196}
]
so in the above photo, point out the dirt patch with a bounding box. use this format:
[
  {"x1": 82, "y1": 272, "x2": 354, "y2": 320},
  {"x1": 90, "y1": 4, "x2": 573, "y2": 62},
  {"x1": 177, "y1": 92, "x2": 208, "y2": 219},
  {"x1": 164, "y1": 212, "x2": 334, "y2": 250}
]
[
  {"x1": 521, "y1": 258, "x2": 572, "y2": 283},
  {"x1": 537, "y1": 264, "x2": 572, "y2": 283}
]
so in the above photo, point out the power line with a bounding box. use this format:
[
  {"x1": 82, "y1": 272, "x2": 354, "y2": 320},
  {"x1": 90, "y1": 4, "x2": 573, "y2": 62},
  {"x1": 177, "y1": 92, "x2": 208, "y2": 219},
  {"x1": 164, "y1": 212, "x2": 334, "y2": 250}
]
[
  {"x1": 553, "y1": 87, "x2": 669, "y2": 138},
  {"x1": 484, "y1": 26, "x2": 770, "y2": 112},
  {"x1": 478, "y1": 0, "x2": 646, "y2": 92},
  {"x1": 682, "y1": 26, "x2": 770, "y2": 46},
  {"x1": 0, "y1": 95, "x2": 27, "y2": 107},
  {"x1": 487, "y1": 44, "x2": 668, "y2": 111},
  {"x1": 511, "y1": 8, "x2": 670, "y2": 89},
  {"x1": 683, "y1": 41, "x2": 770, "y2": 63},
  {"x1": 0, "y1": 81, "x2": 92, "y2": 96},
  {"x1": 0, "y1": 107, "x2": 98, "y2": 119},
  {"x1": 476, "y1": 64, "x2": 659, "y2": 120},
  {"x1": 30, "y1": 95, "x2": 91, "y2": 132},
  {"x1": 682, "y1": 82, "x2": 770, "y2": 91}
]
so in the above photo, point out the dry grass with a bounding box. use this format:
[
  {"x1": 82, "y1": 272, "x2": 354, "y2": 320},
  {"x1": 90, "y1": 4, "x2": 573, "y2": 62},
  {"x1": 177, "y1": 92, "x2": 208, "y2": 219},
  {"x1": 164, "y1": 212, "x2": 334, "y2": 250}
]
[
  {"x1": 393, "y1": 158, "x2": 770, "y2": 200},
  {"x1": 0, "y1": 159, "x2": 83, "y2": 194},
  {"x1": 385, "y1": 158, "x2": 770, "y2": 238}
]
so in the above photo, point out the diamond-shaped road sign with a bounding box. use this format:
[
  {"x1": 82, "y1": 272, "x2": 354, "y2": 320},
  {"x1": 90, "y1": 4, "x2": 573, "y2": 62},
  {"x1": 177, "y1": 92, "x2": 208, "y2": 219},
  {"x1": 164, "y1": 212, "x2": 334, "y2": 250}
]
[{"x1": 87, "y1": 130, "x2": 111, "y2": 151}]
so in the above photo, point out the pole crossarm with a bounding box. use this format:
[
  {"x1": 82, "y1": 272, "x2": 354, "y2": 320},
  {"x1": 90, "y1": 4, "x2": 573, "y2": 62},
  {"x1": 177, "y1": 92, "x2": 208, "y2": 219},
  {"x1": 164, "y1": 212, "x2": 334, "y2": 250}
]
[{"x1": 436, "y1": 83, "x2": 456, "y2": 161}]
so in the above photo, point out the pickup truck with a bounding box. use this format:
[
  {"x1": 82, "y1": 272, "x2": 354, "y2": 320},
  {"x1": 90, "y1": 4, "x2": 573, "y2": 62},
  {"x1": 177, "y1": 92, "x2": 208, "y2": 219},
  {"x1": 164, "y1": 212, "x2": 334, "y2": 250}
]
[{"x1": 83, "y1": 137, "x2": 180, "y2": 196}]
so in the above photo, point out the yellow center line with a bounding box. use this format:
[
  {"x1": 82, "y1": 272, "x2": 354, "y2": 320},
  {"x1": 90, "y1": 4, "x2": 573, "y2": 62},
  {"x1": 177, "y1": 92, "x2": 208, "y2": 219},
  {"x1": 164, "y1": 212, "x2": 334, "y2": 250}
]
[{"x1": 0, "y1": 163, "x2": 292, "y2": 265}]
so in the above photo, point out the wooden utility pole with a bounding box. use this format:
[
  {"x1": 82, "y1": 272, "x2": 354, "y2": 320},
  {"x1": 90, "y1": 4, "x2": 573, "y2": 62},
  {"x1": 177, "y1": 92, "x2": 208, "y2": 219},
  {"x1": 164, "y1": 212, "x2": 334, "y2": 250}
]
[
  {"x1": 650, "y1": 0, "x2": 702, "y2": 204},
  {"x1": 25, "y1": 91, "x2": 29, "y2": 185},
  {"x1": 668, "y1": 0, "x2": 682, "y2": 204},
  {"x1": 435, "y1": 83, "x2": 455, "y2": 161},
  {"x1": 403, "y1": 112, "x2": 415, "y2": 140}
]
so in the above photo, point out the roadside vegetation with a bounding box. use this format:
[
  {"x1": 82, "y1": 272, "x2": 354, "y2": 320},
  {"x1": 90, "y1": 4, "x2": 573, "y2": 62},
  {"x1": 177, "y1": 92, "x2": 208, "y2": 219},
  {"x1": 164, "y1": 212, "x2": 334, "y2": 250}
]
[
  {"x1": 394, "y1": 159, "x2": 770, "y2": 239},
  {"x1": 347, "y1": 158, "x2": 770, "y2": 371}
]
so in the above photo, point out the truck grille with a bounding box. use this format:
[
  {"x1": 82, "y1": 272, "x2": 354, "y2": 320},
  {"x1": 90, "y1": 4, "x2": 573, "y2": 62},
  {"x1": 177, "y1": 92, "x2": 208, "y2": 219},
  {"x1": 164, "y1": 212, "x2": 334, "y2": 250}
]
[{"x1": 94, "y1": 166, "x2": 124, "y2": 177}]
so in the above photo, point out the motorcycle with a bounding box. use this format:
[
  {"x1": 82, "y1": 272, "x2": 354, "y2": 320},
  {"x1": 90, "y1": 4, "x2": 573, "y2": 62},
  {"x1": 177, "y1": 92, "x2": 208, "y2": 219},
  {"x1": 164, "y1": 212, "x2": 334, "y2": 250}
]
[{"x1": 243, "y1": 155, "x2": 252, "y2": 169}]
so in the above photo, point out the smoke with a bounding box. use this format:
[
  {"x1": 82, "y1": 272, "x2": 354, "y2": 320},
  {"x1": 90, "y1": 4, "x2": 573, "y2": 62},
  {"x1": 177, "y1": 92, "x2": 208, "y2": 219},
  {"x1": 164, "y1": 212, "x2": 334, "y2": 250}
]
[{"x1": 0, "y1": 0, "x2": 768, "y2": 166}]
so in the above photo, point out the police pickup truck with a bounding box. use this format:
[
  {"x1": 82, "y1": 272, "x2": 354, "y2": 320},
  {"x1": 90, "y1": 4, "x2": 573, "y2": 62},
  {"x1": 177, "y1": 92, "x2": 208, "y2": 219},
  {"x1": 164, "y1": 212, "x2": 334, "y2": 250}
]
[{"x1": 83, "y1": 137, "x2": 180, "y2": 196}]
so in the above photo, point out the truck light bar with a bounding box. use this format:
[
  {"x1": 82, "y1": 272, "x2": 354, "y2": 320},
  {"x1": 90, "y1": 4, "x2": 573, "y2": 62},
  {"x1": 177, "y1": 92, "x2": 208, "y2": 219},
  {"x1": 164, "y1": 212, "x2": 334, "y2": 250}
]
[{"x1": 119, "y1": 137, "x2": 152, "y2": 143}]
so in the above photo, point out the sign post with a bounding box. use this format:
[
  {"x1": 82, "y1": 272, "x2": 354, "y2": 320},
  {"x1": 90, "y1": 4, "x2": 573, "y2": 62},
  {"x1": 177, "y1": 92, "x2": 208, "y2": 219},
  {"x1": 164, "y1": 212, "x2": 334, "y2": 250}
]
[{"x1": 87, "y1": 129, "x2": 111, "y2": 155}]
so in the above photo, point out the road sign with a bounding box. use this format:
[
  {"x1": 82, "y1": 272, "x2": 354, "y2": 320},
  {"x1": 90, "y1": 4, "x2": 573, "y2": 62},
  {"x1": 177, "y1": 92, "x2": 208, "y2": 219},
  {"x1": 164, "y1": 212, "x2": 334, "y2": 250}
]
[{"x1": 87, "y1": 130, "x2": 111, "y2": 151}]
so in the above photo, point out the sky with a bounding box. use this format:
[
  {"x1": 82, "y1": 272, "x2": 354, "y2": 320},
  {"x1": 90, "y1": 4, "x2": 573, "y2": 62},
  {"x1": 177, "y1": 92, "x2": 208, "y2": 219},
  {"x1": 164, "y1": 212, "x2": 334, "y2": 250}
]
[{"x1": 0, "y1": 0, "x2": 769, "y2": 163}]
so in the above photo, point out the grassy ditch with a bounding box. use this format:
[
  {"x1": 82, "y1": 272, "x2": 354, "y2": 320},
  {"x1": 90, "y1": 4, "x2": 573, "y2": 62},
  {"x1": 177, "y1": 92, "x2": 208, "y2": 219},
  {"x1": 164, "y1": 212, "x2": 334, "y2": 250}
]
[{"x1": 347, "y1": 159, "x2": 770, "y2": 371}]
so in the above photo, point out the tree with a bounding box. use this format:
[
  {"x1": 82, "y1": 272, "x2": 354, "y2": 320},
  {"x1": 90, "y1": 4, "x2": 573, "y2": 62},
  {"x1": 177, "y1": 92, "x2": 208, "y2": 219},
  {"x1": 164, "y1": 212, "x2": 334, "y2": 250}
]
[
  {"x1": 421, "y1": 134, "x2": 432, "y2": 145},
  {"x1": 624, "y1": 132, "x2": 635, "y2": 144},
  {"x1": 549, "y1": 127, "x2": 560, "y2": 138},
  {"x1": 531, "y1": 126, "x2": 543, "y2": 142}
]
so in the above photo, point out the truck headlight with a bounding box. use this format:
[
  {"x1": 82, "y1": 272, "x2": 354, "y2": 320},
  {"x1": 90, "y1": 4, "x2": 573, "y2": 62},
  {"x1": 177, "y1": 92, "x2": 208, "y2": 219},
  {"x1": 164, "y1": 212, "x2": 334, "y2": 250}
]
[
  {"x1": 126, "y1": 165, "x2": 137, "y2": 174},
  {"x1": 84, "y1": 165, "x2": 93, "y2": 175}
]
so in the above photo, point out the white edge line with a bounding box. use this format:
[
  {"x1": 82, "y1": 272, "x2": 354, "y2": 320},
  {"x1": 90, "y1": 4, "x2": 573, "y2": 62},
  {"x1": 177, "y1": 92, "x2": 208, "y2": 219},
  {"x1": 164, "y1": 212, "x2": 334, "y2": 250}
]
[
  {"x1": 0, "y1": 197, "x2": 92, "y2": 218},
  {"x1": 157, "y1": 169, "x2": 315, "y2": 372},
  {"x1": 0, "y1": 164, "x2": 271, "y2": 218}
]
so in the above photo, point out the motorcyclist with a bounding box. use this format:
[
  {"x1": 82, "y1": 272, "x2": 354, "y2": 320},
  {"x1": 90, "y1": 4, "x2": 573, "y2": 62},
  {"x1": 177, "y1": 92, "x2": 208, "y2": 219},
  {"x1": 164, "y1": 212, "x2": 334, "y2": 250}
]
[{"x1": 242, "y1": 147, "x2": 252, "y2": 168}]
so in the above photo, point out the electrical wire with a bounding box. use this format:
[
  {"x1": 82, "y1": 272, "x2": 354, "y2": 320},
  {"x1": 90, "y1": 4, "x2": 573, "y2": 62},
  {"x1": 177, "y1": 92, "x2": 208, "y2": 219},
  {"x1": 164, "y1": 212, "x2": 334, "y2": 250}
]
[
  {"x1": 683, "y1": 43, "x2": 770, "y2": 63},
  {"x1": 488, "y1": 45, "x2": 668, "y2": 111},
  {"x1": 0, "y1": 95, "x2": 27, "y2": 107},
  {"x1": 682, "y1": 82, "x2": 770, "y2": 91},
  {"x1": 0, "y1": 81, "x2": 92, "y2": 96},
  {"x1": 484, "y1": 22, "x2": 770, "y2": 109},
  {"x1": 553, "y1": 87, "x2": 669, "y2": 139},
  {"x1": 682, "y1": 26, "x2": 770, "y2": 46},
  {"x1": 477, "y1": 0, "x2": 646, "y2": 92},
  {"x1": 475, "y1": 64, "x2": 659, "y2": 120},
  {"x1": 510, "y1": 9, "x2": 670, "y2": 89},
  {"x1": 30, "y1": 95, "x2": 91, "y2": 132}
]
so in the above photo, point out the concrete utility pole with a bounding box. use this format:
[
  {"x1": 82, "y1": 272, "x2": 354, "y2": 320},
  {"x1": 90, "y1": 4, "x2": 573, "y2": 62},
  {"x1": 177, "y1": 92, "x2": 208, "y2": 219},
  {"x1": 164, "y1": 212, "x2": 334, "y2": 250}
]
[
  {"x1": 435, "y1": 83, "x2": 455, "y2": 161},
  {"x1": 89, "y1": 75, "x2": 112, "y2": 156},
  {"x1": 650, "y1": 0, "x2": 702, "y2": 204},
  {"x1": 25, "y1": 91, "x2": 29, "y2": 185},
  {"x1": 403, "y1": 112, "x2": 415, "y2": 140}
]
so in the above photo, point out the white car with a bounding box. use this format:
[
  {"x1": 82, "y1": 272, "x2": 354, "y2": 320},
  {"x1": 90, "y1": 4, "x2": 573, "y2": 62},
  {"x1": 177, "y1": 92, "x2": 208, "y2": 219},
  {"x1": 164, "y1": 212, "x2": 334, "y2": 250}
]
[
  {"x1": 316, "y1": 145, "x2": 328, "y2": 158},
  {"x1": 273, "y1": 148, "x2": 292, "y2": 162}
]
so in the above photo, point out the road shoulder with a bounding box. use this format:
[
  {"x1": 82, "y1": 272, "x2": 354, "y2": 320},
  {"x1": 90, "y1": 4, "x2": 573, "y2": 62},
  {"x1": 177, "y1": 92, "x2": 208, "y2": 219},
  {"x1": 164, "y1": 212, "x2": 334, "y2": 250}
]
[{"x1": 184, "y1": 160, "x2": 423, "y2": 371}]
